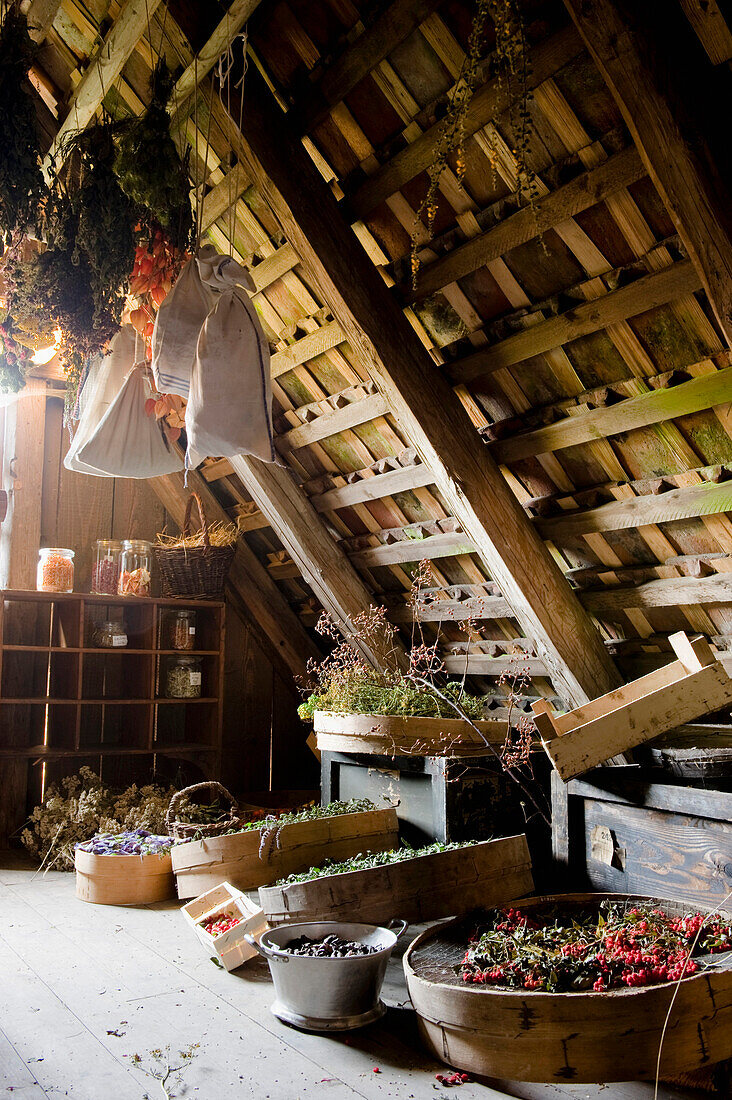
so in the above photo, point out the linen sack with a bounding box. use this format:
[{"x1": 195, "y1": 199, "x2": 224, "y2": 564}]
[
  {"x1": 64, "y1": 325, "x2": 137, "y2": 476},
  {"x1": 150, "y1": 252, "x2": 215, "y2": 400}
]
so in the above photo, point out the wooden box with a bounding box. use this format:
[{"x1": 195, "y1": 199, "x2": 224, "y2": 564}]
[{"x1": 181, "y1": 881, "x2": 267, "y2": 971}]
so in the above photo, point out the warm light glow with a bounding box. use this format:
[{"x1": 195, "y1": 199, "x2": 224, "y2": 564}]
[{"x1": 31, "y1": 327, "x2": 62, "y2": 365}]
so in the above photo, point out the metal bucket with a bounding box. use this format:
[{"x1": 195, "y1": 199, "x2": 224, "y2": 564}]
[{"x1": 245, "y1": 919, "x2": 408, "y2": 1031}]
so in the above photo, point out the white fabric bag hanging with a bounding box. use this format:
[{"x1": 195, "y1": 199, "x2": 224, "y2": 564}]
[
  {"x1": 150, "y1": 250, "x2": 216, "y2": 399},
  {"x1": 64, "y1": 325, "x2": 137, "y2": 476},
  {"x1": 77, "y1": 362, "x2": 184, "y2": 478},
  {"x1": 185, "y1": 251, "x2": 275, "y2": 469}
]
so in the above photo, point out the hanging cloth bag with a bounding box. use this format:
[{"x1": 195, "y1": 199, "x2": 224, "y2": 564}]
[
  {"x1": 186, "y1": 252, "x2": 275, "y2": 470},
  {"x1": 150, "y1": 249, "x2": 216, "y2": 399},
  {"x1": 64, "y1": 325, "x2": 137, "y2": 476},
  {"x1": 77, "y1": 363, "x2": 184, "y2": 478}
]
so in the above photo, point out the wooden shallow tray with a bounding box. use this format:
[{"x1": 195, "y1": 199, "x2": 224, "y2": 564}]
[
  {"x1": 259, "y1": 834, "x2": 533, "y2": 926},
  {"x1": 404, "y1": 892, "x2": 732, "y2": 1083},
  {"x1": 313, "y1": 711, "x2": 505, "y2": 757},
  {"x1": 171, "y1": 807, "x2": 400, "y2": 899},
  {"x1": 75, "y1": 849, "x2": 175, "y2": 906}
]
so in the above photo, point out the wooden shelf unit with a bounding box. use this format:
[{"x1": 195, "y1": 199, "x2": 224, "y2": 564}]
[{"x1": 0, "y1": 590, "x2": 225, "y2": 804}]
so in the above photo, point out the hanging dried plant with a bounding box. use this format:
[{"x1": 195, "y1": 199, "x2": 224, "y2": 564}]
[
  {"x1": 114, "y1": 60, "x2": 194, "y2": 251},
  {"x1": 0, "y1": 5, "x2": 46, "y2": 245},
  {"x1": 410, "y1": 0, "x2": 536, "y2": 287}
]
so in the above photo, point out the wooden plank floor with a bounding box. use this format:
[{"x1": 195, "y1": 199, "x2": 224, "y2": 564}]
[{"x1": 0, "y1": 855, "x2": 706, "y2": 1100}]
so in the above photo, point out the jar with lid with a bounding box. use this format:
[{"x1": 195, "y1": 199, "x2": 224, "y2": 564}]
[
  {"x1": 166, "y1": 609, "x2": 196, "y2": 651},
  {"x1": 91, "y1": 539, "x2": 123, "y2": 595},
  {"x1": 166, "y1": 655, "x2": 202, "y2": 698},
  {"x1": 118, "y1": 540, "x2": 152, "y2": 597},
  {"x1": 37, "y1": 548, "x2": 75, "y2": 593},
  {"x1": 93, "y1": 619, "x2": 128, "y2": 649}
]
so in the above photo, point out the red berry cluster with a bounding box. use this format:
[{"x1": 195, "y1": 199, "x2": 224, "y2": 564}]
[
  {"x1": 202, "y1": 913, "x2": 241, "y2": 938},
  {"x1": 435, "y1": 1072, "x2": 470, "y2": 1087},
  {"x1": 461, "y1": 902, "x2": 732, "y2": 994}
]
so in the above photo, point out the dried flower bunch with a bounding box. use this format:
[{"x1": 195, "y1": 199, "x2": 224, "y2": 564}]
[
  {"x1": 0, "y1": 5, "x2": 45, "y2": 246},
  {"x1": 462, "y1": 900, "x2": 732, "y2": 993},
  {"x1": 21, "y1": 767, "x2": 178, "y2": 871}
]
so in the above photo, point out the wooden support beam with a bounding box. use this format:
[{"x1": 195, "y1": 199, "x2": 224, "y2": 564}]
[
  {"x1": 200, "y1": 162, "x2": 250, "y2": 232},
  {"x1": 310, "y1": 462, "x2": 436, "y2": 512},
  {"x1": 536, "y1": 479, "x2": 732, "y2": 540},
  {"x1": 271, "y1": 320, "x2": 344, "y2": 378},
  {"x1": 26, "y1": 0, "x2": 63, "y2": 42},
  {"x1": 348, "y1": 531, "x2": 475, "y2": 568},
  {"x1": 389, "y1": 592, "x2": 513, "y2": 623},
  {"x1": 221, "y1": 69, "x2": 622, "y2": 707},
  {"x1": 43, "y1": 0, "x2": 163, "y2": 176},
  {"x1": 582, "y1": 574, "x2": 732, "y2": 616},
  {"x1": 444, "y1": 654, "x2": 548, "y2": 678},
  {"x1": 1, "y1": 381, "x2": 47, "y2": 589},
  {"x1": 492, "y1": 365, "x2": 732, "y2": 465},
  {"x1": 349, "y1": 26, "x2": 584, "y2": 219},
  {"x1": 149, "y1": 468, "x2": 321, "y2": 683},
  {"x1": 293, "y1": 0, "x2": 443, "y2": 134},
  {"x1": 278, "y1": 393, "x2": 390, "y2": 451},
  {"x1": 448, "y1": 261, "x2": 702, "y2": 386},
  {"x1": 405, "y1": 146, "x2": 645, "y2": 303},
  {"x1": 228, "y1": 455, "x2": 406, "y2": 671},
  {"x1": 563, "y1": 0, "x2": 732, "y2": 343}
]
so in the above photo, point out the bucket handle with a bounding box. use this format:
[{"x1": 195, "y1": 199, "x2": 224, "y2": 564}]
[
  {"x1": 389, "y1": 919, "x2": 409, "y2": 941},
  {"x1": 244, "y1": 932, "x2": 284, "y2": 961}
]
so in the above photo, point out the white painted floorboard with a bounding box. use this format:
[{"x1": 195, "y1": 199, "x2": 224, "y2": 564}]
[{"x1": 0, "y1": 857, "x2": 706, "y2": 1100}]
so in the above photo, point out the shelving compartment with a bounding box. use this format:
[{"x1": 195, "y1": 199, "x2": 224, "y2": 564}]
[
  {"x1": 2, "y1": 594, "x2": 81, "y2": 648},
  {"x1": 2, "y1": 649, "x2": 80, "y2": 701},
  {"x1": 79, "y1": 703, "x2": 152, "y2": 753},
  {"x1": 82, "y1": 650, "x2": 154, "y2": 702},
  {"x1": 84, "y1": 599, "x2": 155, "y2": 650}
]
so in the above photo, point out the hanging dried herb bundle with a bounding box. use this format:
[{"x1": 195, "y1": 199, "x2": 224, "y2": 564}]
[
  {"x1": 114, "y1": 60, "x2": 194, "y2": 250},
  {"x1": 0, "y1": 314, "x2": 33, "y2": 392},
  {"x1": 0, "y1": 6, "x2": 46, "y2": 245}
]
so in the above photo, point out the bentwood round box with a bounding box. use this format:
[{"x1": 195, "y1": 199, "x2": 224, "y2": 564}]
[{"x1": 75, "y1": 848, "x2": 175, "y2": 905}]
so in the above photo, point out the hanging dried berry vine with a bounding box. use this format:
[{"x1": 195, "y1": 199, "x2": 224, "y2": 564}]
[
  {"x1": 0, "y1": 4, "x2": 45, "y2": 246},
  {"x1": 411, "y1": 0, "x2": 535, "y2": 287}
]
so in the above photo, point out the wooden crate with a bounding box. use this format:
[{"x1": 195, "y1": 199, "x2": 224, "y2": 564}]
[
  {"x1": 552, "y1": 768, "x2": 732, "y2": 907},
  {"x1": 405, "y1": 893, "x2": 732, "y2": 1083},
  {"x1": 533, "y1": 633, "x2": 732, "y2": 781},
  {"x1": 313, "y1": 711, "x2": 505, "y2": 757},
  {"x1": 258, "y1": 834, "x2": 533, "y2": 926},
  {"x1": 181, "y1": 881, "x2": 267, "y2": 971},
  {"x1": 75, "y1": 849, "x2": 174, "y2": 905},
  {"x1": 171, "y1": 806, "x2": 400, "y2": 899}
]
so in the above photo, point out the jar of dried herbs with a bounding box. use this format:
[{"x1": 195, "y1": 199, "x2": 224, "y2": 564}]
[
  {"x1": 166, "y1": 609, "x2": 196, "y2": 650},
  {"x1": 166, "y1": 655, "x2": 202, "y2": 698},
  {"x1": 93, "y1": 619, "x2": 128, "y2": 648}
]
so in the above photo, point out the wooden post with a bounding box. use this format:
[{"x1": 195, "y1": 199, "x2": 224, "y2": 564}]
[
  {"x1": 562, "y1": 0, "x2": 732, "y2": 344},
  {"x1": 217, "y1": 70, "x2": 621, "y2": 707},
  {"x1": 1, "y1": 381, "x2": 47, "y2": 590}
]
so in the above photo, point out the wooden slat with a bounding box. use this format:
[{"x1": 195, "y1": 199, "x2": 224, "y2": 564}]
[
  {"x1": 536, "y1": 479, "x2": 732, "y2": 539},
  {"x1": 294, "y1": 0, "x2": 443, "y2": 134},
  {"x1": 448, "y1": 261, "x2": 703, "y2": 385},
  {"x1": 444, "y1": 654, "x2": 548, "y2": 677},
  {"x1": 563, "y1": 0, "x2": 732, "y2": 343},
  {"x1": 310, "y1": 462, "x2": 436, "y2": 512},
  {"x1": 405, "y1": 146, "x2": 645, "y2": 302},
  {"x1": 348, "y1": 531, "x2": 474, "y2": 568},
  {"x1": 581, "y1": 574, "x2": 732, "y2": 614},
  {"x1": 270, "y1": 320, "x2": 344, "y2": 378},
  {"x1": 43, "y1": 0, "x2": 163, "y2": 177},
  {"x1": 679, "y1": 0, "x2": 732, "y2": 63},
  {"x1": 349, "y1": 26, "x2": 585, "y2": 219},
  {"x1": 227, "y1": 68, "x2": 622, "y2": 707},
  {"x1": 200, "y1": 163, "x2": 250, "y2": 231},
  {"x1": 278, "y1": 393, "x2": 390, "y2": 451},
  {"x1": 26, "y1": 0, "x2": 64, "y2": 42},
  {"x1": 2, "y1": 381, "x2": 47, "y2": 589},
  {"x1": 492, "y1": 365, "x2": 732, "y2": 464},
  {"x1": 389, "y1": 592, "x2": 513, "y2": 622},
  {"x1": 251, "y1": 243, "x2": 299, "y2": 292}
]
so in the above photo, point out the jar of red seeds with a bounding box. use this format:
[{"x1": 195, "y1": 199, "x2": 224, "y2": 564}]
[
  {"x1": 37, "y1": 548, "x2": 75, "y2": 593},
  {"x1": 91, "y1": 539, "x2": 123, "y2": 595}
]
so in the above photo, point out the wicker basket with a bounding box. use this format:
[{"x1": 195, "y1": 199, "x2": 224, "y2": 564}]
[
  {"x1": 155, "y1": 492, "x2": 235, "y2": 600},
  {"x1": 167, "y1": 781, "x2": 240, "y2": 842}
]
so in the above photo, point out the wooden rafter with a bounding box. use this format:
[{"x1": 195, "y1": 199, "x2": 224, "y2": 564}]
[
  {"x1": 218, "y1": 69, "x2": 621, "y2": 707},
  {"x1": 563, "y1": 0, "x2": 732, "y2": 344}
]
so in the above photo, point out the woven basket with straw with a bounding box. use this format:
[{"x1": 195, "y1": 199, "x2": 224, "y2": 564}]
[
  {"x1": 166, "y1": 781, "x2": 240, "y2": 841},
  {"x1": 155, "y1": 491, "x2": 235, "y2": 600}
]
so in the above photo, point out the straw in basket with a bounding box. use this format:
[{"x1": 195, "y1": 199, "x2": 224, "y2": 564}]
[
  {"x1": 155, "y1": 491, "x2": 235, "y2": 600},
  {"x1": 167, "y1": 781, "x2": 240, "y2": 842}
]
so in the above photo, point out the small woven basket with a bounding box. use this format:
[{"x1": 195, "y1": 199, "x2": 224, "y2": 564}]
[
  {"x1": 155, "y1": 491, "x2": 235, "y2": 600},
  {"x1": 166, "y1": 781, "x2": 240, "y2": 841}
]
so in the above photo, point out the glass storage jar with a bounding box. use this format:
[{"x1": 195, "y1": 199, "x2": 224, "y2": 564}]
[
  {"x1": 93, "y1": 619, "x2": 128, "y2": 648},
  {"x1": 37, "y1": 548, "x2": 74, "y2": 593},
  {"x1": 167, "y1": 609, "x2": 196, "y2": 650},
  {"x1": 166, "y1": 654, "x2": 202, "y2": 698},
  {"x1": 91, "y1": 539, "x2": 123, "y2": 595},
  {"x1": 118, "y1": 540, "x2": 152, "y2": 597}
]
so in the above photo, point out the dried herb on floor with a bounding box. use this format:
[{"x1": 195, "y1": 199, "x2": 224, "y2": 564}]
[{"x1": 0, "y1": 5, "x2": 45, "y2": 245}]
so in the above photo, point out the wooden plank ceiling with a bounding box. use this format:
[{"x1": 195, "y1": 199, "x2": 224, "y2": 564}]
[{"x1": 19, "y1": 0, "x2": 732, "y2": 710}]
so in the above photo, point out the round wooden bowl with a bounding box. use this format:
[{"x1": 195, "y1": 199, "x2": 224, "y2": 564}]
[
  {"x1": 171, "y1": 807, "x2": 400, "y2": 899},
  {"x1": 75, "y1": 849, "x2": 175, "y2": 906},
  {"x1": 404, "y1": 892, "x2": 732, "y2": 1083},
  {"x1": 259, "y1": 834, "x2": 533, "y2": 927},
  {"x1": 313, "y1": 711, "x2": 505, "y2": 757}
]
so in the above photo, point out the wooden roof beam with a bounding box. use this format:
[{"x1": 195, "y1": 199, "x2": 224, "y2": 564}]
[
  {"x1": 563, "y1": 0, "x2": 732, "y2": 344},
  {"x1": 220, "y1": 69, "x2": 621, "y2": 708}
]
